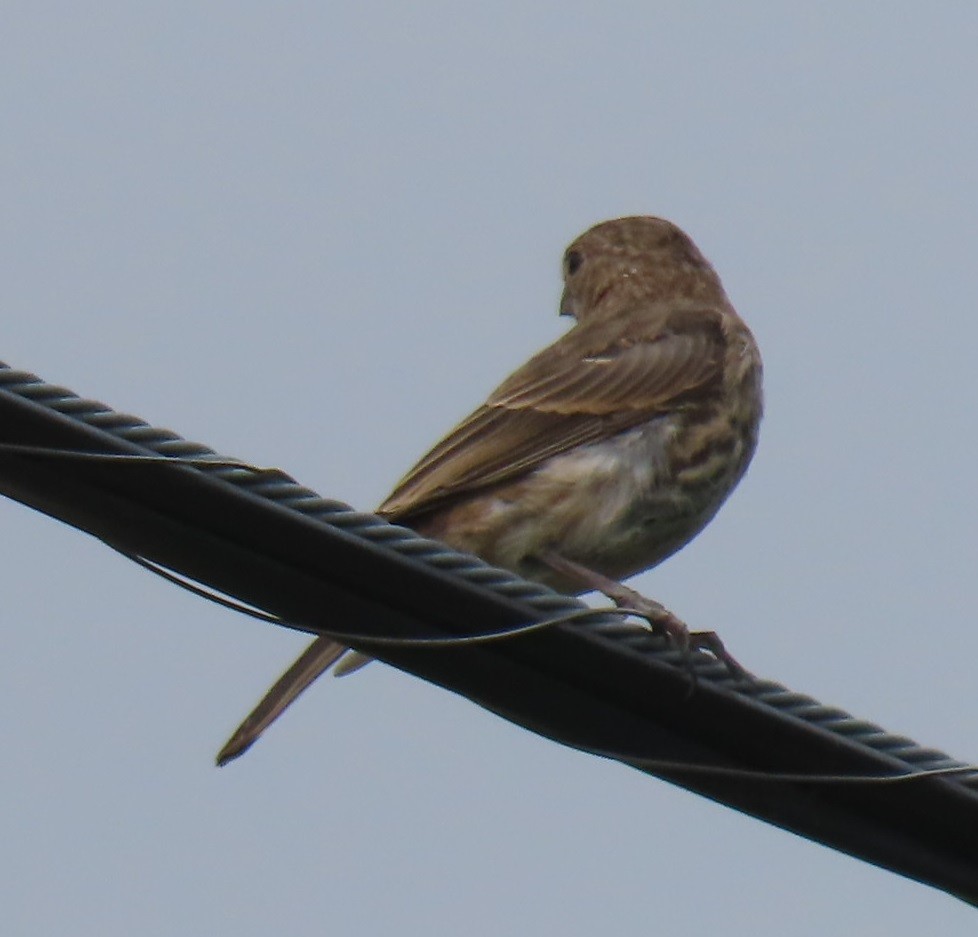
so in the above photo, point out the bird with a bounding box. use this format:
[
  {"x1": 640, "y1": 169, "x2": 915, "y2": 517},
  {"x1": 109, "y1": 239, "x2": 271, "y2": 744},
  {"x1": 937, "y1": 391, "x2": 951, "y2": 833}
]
[{"x1": 217, "y1": 215, "x2": 763, "y2": 766}]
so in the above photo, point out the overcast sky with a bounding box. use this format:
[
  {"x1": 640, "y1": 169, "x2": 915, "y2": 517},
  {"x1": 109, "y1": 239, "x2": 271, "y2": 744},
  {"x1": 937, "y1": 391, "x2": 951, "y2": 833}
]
[{"x1": 2, "y1": 4, "x2": 977, "y2": 934}]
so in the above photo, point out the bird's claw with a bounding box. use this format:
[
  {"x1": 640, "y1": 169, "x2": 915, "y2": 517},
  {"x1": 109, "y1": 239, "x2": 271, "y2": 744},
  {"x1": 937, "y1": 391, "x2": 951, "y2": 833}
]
[{"x1": 539, "y1": 551, "x2": 751, "y2": 687}]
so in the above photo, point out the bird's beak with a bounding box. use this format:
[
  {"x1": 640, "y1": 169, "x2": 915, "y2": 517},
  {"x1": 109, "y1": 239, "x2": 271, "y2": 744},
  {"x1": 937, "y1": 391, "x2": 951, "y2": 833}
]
[{"x1": 559, "y1": 287, "x2": 575, "y2": 318}]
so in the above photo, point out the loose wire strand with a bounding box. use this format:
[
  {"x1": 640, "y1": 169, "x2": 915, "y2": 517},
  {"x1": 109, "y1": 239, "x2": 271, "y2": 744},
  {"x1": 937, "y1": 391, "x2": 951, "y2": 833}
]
[
  {"x1": 0, "y1": 440, "x2": 277, "y2": 473},
  {"x1": 124, "y1": 552, "x2": 645, "y2": 643},
  {"x1": 125, "y1": 553, "x2": 978, "y2": 789},
  {"x1": 44, "y1": 444, "x2": 975, "y2": 794}
]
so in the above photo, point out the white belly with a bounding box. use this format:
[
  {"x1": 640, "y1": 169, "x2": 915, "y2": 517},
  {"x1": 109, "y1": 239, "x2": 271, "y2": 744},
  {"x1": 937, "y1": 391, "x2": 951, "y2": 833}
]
[{"x1": 483, "y1": 417, "x2": 713, "y2": 585}]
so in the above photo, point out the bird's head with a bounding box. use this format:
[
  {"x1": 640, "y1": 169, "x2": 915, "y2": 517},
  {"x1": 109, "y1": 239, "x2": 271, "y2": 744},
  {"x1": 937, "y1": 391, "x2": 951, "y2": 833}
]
[{"x1": 559, "y1": 216, "x2": 724, "y2": 323}]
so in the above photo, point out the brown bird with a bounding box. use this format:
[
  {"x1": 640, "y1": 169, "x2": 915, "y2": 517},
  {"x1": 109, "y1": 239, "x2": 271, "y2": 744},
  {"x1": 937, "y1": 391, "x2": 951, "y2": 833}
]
[{"x1": 217, "y1": 216, "x2": 763, "y2": 765}]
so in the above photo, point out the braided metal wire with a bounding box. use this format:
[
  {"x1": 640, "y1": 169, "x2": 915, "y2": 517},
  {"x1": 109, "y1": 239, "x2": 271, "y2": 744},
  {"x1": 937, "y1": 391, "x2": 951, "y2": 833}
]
[{"x1": 0, "y1": 361, "x2": 973, "y2": 785}]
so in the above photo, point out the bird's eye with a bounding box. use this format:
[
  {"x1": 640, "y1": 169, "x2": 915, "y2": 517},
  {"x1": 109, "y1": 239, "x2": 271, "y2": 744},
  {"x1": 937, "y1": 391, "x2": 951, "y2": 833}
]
[{"x1": 564, "y1": 250, "x2": 583, "y2": 277}]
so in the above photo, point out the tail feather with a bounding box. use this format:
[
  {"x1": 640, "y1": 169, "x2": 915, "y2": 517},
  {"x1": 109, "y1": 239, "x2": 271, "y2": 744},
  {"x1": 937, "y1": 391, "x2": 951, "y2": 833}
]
[{"x1": 216, "y1": 636, "x2": 349, "y2": 766}]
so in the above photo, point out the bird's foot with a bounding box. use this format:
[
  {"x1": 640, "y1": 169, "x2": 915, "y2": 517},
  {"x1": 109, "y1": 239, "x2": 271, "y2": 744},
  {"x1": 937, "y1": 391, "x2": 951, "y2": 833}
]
[{"x1": 539, "y1": 551, "x2": 750, "y2": 685}]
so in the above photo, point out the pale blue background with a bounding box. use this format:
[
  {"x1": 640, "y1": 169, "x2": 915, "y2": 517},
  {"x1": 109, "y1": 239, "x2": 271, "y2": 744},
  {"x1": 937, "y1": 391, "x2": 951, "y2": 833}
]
[{"x1": 1, "y1": 4, "x2": 976, "y2": 933}]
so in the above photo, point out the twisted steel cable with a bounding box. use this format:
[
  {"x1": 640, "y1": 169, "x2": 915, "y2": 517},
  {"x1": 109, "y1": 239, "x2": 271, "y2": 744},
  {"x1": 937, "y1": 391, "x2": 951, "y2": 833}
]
[{"x1": 1, "y1": 360, "x2": 977, "y2": 905}]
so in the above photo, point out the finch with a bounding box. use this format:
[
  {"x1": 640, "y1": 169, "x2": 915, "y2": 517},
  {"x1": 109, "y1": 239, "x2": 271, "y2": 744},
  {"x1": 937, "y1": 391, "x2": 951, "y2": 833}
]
[{"x1": 217, "y1": 216, "x2": 763, "y2": 765}]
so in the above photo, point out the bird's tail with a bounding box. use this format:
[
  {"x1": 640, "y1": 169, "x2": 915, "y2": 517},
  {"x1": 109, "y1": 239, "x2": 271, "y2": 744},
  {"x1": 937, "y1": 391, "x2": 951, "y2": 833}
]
[{"x1": 216, "y1": 636, "x2": 350, "y2": 766}]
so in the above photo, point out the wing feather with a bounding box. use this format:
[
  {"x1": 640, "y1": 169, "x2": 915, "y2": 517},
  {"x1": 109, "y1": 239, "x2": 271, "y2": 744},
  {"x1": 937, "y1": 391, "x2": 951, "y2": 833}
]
[{"x1": 379, "y1": 304, "x2": 727, "y2": 521}]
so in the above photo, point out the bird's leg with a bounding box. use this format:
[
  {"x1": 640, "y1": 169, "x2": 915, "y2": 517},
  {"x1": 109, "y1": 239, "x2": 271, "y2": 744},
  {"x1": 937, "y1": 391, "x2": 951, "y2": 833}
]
[
  {"x1": 538, "y1": 551, "x2": 750, "y2": 682},
  {"x1": 540, "y1": 552, "x2": 691, "y2": 649}
]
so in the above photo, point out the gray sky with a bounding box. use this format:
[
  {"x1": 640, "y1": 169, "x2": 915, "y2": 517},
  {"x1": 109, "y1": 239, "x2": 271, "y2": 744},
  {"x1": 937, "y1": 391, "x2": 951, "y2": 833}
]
[{"x1": 1, "y1": 4, "x2": 977, "y2": 933}]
